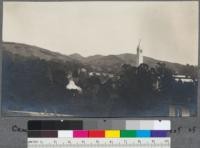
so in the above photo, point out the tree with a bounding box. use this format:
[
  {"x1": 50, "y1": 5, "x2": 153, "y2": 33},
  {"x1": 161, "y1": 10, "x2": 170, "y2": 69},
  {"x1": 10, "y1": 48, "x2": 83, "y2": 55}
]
[
  {"x1": 155, "y1": 62, "x2": 174, "y2": 93},
  {"x1": 181, "y1": 64, "x2": 197, "y2": 80},
  {"x1": 136, "y1": 63, "x2": 156, "y2": 95}
]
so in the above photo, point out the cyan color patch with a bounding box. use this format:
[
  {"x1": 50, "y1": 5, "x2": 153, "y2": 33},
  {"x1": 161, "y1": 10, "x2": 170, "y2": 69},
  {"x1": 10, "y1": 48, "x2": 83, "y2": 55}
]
[{"x1": 136, "y1": 130, "x2": 151, "y2": 137}]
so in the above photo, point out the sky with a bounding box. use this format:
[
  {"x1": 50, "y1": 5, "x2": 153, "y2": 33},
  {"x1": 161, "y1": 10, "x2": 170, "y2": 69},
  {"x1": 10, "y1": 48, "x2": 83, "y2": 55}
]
[{"x1": 2, "y1": 1, "x2": 199, "y2": 65}]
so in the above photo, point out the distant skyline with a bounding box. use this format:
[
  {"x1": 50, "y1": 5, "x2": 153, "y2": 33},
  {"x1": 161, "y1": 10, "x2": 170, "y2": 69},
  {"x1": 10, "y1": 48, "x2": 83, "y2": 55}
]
[{"x1": 3, "y1": 1, "x2": 199, "y2": 65}]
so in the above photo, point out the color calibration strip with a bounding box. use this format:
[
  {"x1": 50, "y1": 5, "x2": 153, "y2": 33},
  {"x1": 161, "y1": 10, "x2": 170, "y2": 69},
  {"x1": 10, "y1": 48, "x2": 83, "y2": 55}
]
[
  {"x1": 28, "y1": 130, "x2": 169, "y2": 138},
  {"x1": 28, "y1": 120, "x2": 171, "y2": 130}
]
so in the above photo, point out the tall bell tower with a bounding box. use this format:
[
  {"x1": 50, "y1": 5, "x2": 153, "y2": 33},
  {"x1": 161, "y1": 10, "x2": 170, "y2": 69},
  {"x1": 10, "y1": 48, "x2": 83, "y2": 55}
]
[{"x1": 136, "y1": 40, "x2": 143, "y2": 67}]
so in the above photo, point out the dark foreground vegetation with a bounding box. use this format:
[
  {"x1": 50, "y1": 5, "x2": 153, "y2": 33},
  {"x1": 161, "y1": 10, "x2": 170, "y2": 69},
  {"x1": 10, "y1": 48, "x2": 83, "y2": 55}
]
[{"x1": 2, "y1": 42, "x2": 197, "y2": 116}]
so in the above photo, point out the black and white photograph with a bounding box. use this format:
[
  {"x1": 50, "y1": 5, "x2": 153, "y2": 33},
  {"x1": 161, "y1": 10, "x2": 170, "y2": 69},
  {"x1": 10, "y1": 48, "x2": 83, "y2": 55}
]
[{"x1": 1, "y1": 1, "x2": 198, "y2": 117}]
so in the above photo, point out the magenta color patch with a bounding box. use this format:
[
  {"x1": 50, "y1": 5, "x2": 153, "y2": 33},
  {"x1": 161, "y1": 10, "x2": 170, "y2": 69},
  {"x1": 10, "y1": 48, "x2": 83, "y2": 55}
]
[{"x1": 73, "y1": 130, "x2": 89, "y2": 138}]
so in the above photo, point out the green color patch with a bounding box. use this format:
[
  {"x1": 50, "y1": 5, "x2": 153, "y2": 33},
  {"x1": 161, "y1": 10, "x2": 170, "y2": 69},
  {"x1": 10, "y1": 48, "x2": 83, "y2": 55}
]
[{"x1": 120, "y1": 130, "x2": 136, "y2": 137}]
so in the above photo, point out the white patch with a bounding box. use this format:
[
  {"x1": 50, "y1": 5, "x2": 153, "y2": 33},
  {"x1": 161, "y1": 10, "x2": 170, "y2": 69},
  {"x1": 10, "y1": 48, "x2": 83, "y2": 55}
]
[{"x1": 66, "y1": 80, "x2": 82, "y2": 92}]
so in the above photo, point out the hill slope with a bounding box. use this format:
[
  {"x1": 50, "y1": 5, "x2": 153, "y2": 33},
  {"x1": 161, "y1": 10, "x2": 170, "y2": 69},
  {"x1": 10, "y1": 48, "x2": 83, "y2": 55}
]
[
  {"x1": 2, "y1": 42, "x2": 193, "y2": 75},
  {"x1": 2, "y1": 42, "x2": 75, "y2": 62},
  {"x1": 1, "y1": 42, "x2": 195, "y2": 116}
]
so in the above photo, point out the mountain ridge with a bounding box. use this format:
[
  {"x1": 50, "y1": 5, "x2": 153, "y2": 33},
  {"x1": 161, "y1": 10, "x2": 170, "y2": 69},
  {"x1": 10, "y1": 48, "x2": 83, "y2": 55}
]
[
  {"x1": 2, "y1": 42, "x2": 194, "y2": 73},
  {"x1": 2, "y1": 42, "x2": 75, "y2": 63}
]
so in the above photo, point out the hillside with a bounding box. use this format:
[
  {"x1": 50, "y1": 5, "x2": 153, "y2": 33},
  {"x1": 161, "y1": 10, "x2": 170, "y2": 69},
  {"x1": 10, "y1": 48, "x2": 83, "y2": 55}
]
[
  {"x1": 2, "y1": 42, "x2": 75, "y2": 62},
  {"x1": 2, "y1": 42, "x2": 194, "y2": 74},
  {"x1": 2, "y1": 42, "x2": 85, "y2": 115},
  {"x1": 2, "y1": 42, "x2": 196, "y2": 116},
  {"x1": 69, "y1": 51, "x2": 189, "y2": 74}
]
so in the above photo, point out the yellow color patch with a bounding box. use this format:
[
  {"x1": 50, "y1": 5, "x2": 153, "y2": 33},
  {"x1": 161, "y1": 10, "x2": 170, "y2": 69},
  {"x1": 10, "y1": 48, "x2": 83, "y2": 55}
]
[{"x1": 105, "y1": 130, "x2": 120, "y2": 138}]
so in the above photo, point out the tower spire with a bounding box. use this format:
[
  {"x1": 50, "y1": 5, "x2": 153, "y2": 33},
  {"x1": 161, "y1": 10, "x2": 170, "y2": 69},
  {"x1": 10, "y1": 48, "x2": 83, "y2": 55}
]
[
  {"x1": 137, "y1": 39, "x2": 141, "y2": 50},
  {"x1": 136, "y1": 39, "x2": 143, "y2": 67}
]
